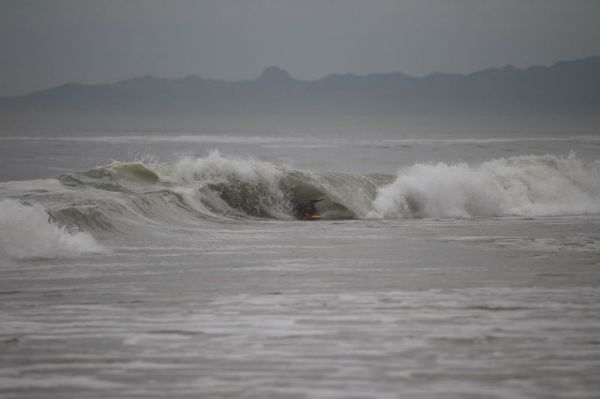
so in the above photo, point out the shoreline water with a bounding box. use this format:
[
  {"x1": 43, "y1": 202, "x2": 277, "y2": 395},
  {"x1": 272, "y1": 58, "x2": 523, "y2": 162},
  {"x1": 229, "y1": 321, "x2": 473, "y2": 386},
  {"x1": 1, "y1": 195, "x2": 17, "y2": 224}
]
[{"x1": 2, "y1": 216, "x2": 600, "y2": 398}]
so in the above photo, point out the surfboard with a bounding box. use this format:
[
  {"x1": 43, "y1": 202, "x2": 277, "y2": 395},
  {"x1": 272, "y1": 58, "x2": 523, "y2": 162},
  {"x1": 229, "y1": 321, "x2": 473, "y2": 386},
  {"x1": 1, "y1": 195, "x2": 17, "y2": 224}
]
[{"x1": 303, "y1": 213, "x2": 321, "y2": 221}]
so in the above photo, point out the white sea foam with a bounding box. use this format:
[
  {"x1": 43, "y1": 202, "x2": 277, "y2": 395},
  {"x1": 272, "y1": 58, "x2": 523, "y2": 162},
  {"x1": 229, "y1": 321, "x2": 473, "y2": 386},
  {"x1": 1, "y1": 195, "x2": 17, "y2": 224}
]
[
  {"x1": 0, "y1": 199, "x2": 105, "y2": 259},
  {"x1": 171, "y1": 149, "x2": 285, "y2": 185},
  {"x1": 369, "y1": 153, "x2": 600, "y2": 218}
]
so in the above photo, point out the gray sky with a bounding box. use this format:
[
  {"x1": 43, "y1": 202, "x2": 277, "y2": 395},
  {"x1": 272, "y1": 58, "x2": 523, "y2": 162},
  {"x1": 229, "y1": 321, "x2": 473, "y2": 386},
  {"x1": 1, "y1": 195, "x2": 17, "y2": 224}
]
[{"x1": 1, "y1": 0, "x2": 600, "y2": 96}]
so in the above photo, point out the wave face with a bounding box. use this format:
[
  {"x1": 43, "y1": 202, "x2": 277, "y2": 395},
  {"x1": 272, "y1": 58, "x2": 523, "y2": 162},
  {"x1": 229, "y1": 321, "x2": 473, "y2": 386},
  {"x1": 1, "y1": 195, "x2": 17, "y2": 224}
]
[
  {"x1": 0, "y1": 199, "x2": 105, "y2": 259},
  {"x1": 369, "y1": 153, "x2": 600, "y2": 218},
  {"x1": 54, "y1": 150, "x2": 389, "y2": 226},
  {"x1": 1, "y1": 151, "x2": 599, "y2": 257},
  {"x1": 170, "y1": 151, "x2": 393, "y2": 219}
]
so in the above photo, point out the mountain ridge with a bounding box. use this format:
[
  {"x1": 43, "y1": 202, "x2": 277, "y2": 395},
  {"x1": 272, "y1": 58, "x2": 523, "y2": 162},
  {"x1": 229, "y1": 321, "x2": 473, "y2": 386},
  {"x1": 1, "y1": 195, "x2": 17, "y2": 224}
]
[{"x1": 2, "y1": 56, "x2": 599, "y2": 116}]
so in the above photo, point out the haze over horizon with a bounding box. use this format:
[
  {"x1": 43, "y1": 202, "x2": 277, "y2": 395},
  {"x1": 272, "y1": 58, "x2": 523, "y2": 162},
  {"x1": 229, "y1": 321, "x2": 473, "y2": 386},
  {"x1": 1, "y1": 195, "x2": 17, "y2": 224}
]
[
  {"x1": 2, "y1": 0, "x2": 600, "y2": 96},
  {"x1": 6, "y1": 56, "x2": 600, "y2": 98}
]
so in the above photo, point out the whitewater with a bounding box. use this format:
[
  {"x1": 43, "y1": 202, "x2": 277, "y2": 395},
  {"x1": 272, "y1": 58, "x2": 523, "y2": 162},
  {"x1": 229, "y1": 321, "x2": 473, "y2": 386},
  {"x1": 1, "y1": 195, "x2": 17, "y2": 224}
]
[{"x1": 1, "y1": 131, "x2": 600, "y2": 398}]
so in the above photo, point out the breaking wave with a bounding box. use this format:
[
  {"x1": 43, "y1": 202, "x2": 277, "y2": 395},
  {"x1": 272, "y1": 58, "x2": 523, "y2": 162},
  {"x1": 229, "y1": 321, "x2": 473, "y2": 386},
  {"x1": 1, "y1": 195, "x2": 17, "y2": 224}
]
[
  {"x1": 0, "y1": 199, "x2": 105, "y2": 259},
  {"x1": 369, "y1": 153, "x2": 600, "y2": 218},
  {"x1": 1, "y1": 151, "x2": 599, "y2": 246}
]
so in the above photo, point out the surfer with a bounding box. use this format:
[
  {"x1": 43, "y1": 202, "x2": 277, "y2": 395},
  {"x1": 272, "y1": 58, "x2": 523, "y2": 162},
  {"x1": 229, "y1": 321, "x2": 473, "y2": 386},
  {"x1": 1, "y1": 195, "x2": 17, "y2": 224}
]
[{"x1": 290, "y1": 199, "x2": 321, "y2": 220}]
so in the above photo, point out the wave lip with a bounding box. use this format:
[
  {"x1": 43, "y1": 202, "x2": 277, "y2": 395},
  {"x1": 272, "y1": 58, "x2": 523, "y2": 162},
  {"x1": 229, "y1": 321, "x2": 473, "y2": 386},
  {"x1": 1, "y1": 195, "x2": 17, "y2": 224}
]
[
  {"x1": 369, "y1": 153, "x2": 600, "y2": 219},
  {"x1": 0, "y1": 199, "x2": 105, "y2": 259},
  {"x1": 170, "y1": 150, "x2": 291, "y2": 218}
]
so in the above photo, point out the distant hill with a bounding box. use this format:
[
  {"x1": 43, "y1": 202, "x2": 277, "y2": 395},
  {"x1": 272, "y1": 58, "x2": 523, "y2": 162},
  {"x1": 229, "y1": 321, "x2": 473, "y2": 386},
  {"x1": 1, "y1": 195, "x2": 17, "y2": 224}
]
[{"x1": 1, "y1": 56, "x2": 599, "y2": 117}]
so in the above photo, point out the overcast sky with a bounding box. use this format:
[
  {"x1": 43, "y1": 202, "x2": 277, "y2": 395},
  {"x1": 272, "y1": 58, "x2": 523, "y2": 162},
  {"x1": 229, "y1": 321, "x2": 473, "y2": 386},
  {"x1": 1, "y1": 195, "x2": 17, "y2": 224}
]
[{"x1": 1, "y1": 0, "x2": 600, "y2": 96}]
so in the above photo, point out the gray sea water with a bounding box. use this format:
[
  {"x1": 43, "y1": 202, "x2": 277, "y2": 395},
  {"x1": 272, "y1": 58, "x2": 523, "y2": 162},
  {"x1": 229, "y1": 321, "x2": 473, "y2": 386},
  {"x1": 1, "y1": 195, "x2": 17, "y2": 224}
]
[{"x1": 1, "y1": 126, "x2": 600, "y2": 398}]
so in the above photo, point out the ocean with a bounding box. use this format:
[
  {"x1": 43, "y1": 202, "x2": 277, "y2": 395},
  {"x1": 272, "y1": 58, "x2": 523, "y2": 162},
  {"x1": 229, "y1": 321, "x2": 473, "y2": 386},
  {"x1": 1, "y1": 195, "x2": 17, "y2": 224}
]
[{"x1": 1, "y1": 125, "x2": 600, "y2": 398}]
